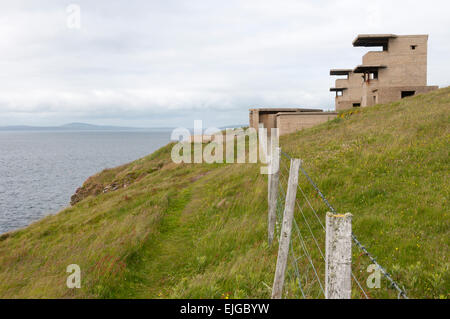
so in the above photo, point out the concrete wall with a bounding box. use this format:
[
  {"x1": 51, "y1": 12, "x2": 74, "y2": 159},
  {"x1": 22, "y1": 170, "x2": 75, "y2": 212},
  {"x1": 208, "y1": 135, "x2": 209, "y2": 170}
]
[
  {"x1": 333, "y1": 72, "x2": 363, "y2": 111},
  {"x1": 259, "y1": 113, "x2": 278, "y2": 131},
  {"x1": 362, "y1": 36, "x2": 428, "y2": 87},
  {"x1": 276, "y1": 112, "x2": 338, "y2": 136},
  {"x1": 361, "y1": 81, "x2": 378, "y2": 107},
  {"x1": 359, "y1": 35, "x2": 436, "y2": 107},
  {"x1": 249, "y1": 110, "x2": 260, "y2": 130},
  {"x1": 386, "y1": 35, "x2": 428, "y2": 87},
  {"x1": 362, "y1": 85, "x2": 438, "y2": 107},
  {"x1": 376, "y1": 86, "x2": 439, "y2": 105},
  {"x1": 249, "y1": 108, "x2": 322, "y2": 130},
  {"x1": 336, "y1": 99, "x2": 360, "y2": 111}
]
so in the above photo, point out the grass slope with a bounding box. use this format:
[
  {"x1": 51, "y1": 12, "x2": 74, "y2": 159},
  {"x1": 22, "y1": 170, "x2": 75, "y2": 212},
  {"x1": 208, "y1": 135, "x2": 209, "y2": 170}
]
[{"x1": 0, "y1": 87, "x2": 448, "y2": 298}]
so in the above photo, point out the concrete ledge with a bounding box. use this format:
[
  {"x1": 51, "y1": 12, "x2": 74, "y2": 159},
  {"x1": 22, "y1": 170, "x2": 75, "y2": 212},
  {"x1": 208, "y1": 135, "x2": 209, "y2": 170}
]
[{"x1": 277, "y1": 112, "x2": 338, "y2": 116}]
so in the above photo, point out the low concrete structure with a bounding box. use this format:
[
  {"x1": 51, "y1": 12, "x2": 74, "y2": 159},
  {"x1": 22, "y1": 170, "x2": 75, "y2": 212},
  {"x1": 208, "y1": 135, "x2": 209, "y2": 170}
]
[
  {"x1": 249, "y1": 108, "x2": 321, "y2": 131},
  {"x1": 369, "y1": 85, "x2": 438, "y2": 105},
  {"x1": 249, "y1": 108, "x2": 337, "y2": 136},
  {"x1": 331, "y1": 34, "x2": 438, "y2": 110},
  {"x1": 276, "y1": 112, "x2": 338, "y2": 136}
]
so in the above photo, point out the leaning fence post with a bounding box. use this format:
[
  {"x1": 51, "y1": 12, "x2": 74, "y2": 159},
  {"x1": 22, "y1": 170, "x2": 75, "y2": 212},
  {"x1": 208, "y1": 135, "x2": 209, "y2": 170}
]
[
  {"x1": 325, "y1": 212, "x2": 352, "y2": 299},
  {"x1": 268, "y1": 147, "x2": 281, "y2": 246},
  {"x1": 271, "y1": 158, "x2": 301, "y2": 299}
]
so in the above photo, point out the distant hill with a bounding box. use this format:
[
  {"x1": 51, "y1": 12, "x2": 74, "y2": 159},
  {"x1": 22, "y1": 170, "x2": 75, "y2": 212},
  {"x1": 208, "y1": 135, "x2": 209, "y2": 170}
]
[
  {"x1": 0, "y1": 122, "x2": 174, "y2": 132},
  {"x1": 0, "y1": 122, "x2": 248, "y2": 132}
]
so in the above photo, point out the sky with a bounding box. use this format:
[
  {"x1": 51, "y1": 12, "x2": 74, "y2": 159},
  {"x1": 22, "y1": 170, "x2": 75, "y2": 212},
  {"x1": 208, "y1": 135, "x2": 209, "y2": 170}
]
[{"x1": 0, "y1": 0, "x2": 449, "y2": 128}]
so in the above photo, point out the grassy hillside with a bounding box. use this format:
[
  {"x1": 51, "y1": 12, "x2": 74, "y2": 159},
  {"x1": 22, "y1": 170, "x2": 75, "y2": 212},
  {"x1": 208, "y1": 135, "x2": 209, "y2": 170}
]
[{"x1": 0, "y1": 87, "x2": 448, "y2": 299}]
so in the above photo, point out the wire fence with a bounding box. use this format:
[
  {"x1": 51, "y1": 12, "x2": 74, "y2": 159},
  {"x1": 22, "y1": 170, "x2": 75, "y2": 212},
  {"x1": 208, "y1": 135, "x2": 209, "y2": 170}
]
[{"x1": 273, "y1": 149, "x2": 408, "y2": 299}]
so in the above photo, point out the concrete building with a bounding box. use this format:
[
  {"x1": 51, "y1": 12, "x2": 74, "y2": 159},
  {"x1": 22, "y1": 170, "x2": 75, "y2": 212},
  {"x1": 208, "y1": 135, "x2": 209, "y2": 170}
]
[
  {"x1": 249, "y1": 108, "x2": 337, "y2": 136},
  {"x1": 331, "y1": 34, "x2": 438, "y2": 110}
]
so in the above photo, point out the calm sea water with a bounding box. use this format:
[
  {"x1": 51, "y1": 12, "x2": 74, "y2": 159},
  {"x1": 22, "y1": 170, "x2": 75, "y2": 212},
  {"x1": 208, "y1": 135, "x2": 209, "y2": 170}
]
[{"x1": 0, "y1": 131, "x2": 171, "y2": 234}]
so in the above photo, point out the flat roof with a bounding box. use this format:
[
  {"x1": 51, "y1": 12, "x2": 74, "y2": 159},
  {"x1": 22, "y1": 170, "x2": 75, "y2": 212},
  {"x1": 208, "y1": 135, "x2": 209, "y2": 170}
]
[
  {"x1": 250, "y1": 108, "x2": 322, "y2": 113},
  {"x1": 353, "y1": 65, "x2": 387, "y2": 73},
  {"x1": 276, "y1": 112, "x2": 337, "y2": 116},
  {"x1": 330, "y1": 88, "x2": 347, "y2": 92},
  {"x1": 330, "y1": 69, "x2": 353, "y2": 76},
  {"x1": 352, "y1": 34, "x2": 397, "y2": 47}
]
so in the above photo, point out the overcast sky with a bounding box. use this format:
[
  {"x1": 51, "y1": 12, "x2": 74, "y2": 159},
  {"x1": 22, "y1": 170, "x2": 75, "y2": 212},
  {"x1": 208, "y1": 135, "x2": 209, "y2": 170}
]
[{"x1": 1, "y1": 0, "x2": 449, "y2": 128}]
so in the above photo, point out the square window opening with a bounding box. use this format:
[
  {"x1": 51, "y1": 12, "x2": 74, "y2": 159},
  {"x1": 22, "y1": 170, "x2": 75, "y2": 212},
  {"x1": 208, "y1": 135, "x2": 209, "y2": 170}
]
[
  {"x1": 369, "y1": 71, "x2": 378, "y2": 80},
  {"x1": 401, "y1": 91, "x2": 415, "y2": 98}
]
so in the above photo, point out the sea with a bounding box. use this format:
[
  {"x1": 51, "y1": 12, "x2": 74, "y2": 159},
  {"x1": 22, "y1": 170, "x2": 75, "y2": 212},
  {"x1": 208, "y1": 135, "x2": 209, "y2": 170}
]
[{"x1": 0, "y1": 130, "x2": 171, "y2": 234}]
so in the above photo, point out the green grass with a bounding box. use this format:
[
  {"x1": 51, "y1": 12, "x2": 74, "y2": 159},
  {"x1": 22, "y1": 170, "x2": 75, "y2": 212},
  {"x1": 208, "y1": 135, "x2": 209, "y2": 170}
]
[{"x1": 0, "y1": 87, "x2": 448, "y2": 298}]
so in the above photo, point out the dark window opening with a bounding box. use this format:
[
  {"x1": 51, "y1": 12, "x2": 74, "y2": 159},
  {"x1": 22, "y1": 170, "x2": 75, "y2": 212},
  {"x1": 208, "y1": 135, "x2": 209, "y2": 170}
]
[
  {"x1": 383, "y1": 43, "x2": 388, "y2": 51},
  {"x1": 401, "y1": 91, "x2": 415, "y2": 98},
  {"x1": 369, "y1": 71, "x2": 378, "y2": 80},
  {"x1": 411, "y1": 45, "x2": 417, "y2": 50},
  {"x1": 352, "y1": 103, "x2": 361, "y2": 108}
]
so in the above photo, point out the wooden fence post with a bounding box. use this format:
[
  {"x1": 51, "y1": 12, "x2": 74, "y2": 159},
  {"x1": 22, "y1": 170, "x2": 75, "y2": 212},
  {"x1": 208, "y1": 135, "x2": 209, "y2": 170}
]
[
  {"x1": 325, "y1": 212, "x2": 352, "y2": 299},
  {"x1": 268, "y1": 147, "x2": 281, "y2": 246},
  {"x1": 271, "y1": 158, "x2": 301, "y2": 299}
]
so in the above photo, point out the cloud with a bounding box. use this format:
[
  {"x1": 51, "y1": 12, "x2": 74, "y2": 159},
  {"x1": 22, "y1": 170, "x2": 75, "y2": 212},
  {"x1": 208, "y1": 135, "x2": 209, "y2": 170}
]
[{"x1": 0, "y1": 0, "x2": 449, "y2": 127}]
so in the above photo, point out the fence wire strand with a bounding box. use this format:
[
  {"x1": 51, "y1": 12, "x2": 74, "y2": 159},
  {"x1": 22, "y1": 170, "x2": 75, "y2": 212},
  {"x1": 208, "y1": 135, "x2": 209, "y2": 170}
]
[{"x1": 272, "y1": 149, "x2": 407, "y2": 299}]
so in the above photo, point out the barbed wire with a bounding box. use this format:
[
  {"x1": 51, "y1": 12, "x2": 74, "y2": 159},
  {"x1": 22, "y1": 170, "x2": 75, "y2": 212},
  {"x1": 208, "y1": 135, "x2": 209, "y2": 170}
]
[
  {"x1": 275, "y1": 179, "x2": 307, "y2": 299},
  {"x1": 279, "y1": 149, "x2": 408, "y2": 299},
  {"x1": 280, "y1": 158, "x2": 367, "y2": 298},
  {"x1": 279, "y1": 157, "x2": 325, "y2": 298},
  {"x1": 277, "y1": 167, "x2": 324, "y2": 298}
]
